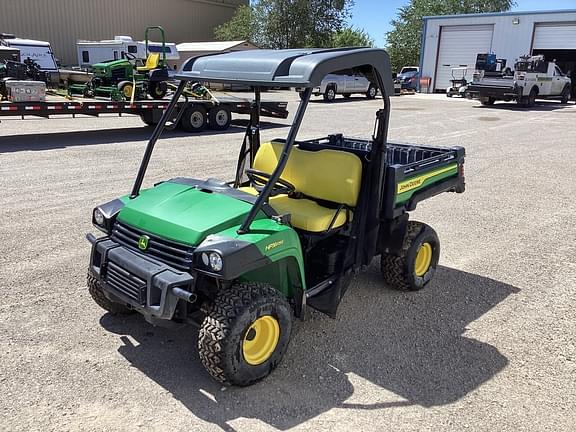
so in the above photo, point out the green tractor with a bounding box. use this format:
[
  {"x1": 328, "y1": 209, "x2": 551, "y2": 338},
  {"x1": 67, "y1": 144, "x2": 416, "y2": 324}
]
[
  {"x1": 69, "y1": 26, "x2": 170, "y2": 101},
  {"x1": 87, "y1": 48, "x2": 466, "y2": 386}
]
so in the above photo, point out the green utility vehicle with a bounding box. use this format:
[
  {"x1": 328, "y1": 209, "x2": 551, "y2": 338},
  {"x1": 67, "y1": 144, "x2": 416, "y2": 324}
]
[
  {"x1": 87, "y1": 48, "x2": 466, "y2": 386},
  {"x1": 69, "y1": 26, "x2": 170, "y2": 101}
]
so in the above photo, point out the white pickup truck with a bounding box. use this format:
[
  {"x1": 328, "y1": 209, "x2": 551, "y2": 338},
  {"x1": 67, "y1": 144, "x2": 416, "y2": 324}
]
[
  {"x1": 297, "y1": 69, "x2": 378, "y2": 102},
  {"x1": 467, "y1": 55, "x2": 571, "y2": 107}
]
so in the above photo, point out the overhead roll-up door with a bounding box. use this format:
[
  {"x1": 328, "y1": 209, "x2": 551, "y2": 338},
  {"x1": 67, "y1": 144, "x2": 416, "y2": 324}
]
[
  {"x1": 533, "y1": 23, "x2": 576, "y2": 50},
  {"x1": 434, "y1": 25, "x2": 494, "y2": 91}
]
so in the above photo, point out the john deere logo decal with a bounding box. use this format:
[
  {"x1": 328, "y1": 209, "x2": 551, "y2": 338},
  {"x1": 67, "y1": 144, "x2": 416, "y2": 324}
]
[{"x1": 138, "y1": 235, "x2": 150, "y2": 251}]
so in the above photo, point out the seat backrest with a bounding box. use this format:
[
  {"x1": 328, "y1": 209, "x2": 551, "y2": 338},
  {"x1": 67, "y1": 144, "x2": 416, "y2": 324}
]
[
  {"x1": 253, "y1": 141, "x2": 363, "y2": 206},
  {"x1": 145, "y1": 53, "x2": 160, "y2": 69}
]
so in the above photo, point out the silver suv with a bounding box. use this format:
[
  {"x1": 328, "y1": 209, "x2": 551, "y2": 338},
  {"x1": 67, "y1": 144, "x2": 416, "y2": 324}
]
[{"x1": 297, "y1": 69, "x2": 378, "y2": 102}]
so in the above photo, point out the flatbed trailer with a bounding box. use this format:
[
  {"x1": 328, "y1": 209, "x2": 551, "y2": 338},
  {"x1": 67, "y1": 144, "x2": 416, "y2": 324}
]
[{"x1": 0, "y1": 93, "x2": 289, "y2": 131}]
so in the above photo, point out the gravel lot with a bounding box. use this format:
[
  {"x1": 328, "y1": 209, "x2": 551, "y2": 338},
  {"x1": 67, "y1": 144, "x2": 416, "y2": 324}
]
[{"x1": 1, "y1": 92, "x2": 575, "y2": 432}]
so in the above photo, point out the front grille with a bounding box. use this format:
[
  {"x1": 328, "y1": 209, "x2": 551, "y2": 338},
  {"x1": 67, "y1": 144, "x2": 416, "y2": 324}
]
[
  {"x1": 105, "y1": 260, "x2": 146, "y2": 305},
  {"x1": 111, "y1": 222, "x2": 194, "y2": 271}
]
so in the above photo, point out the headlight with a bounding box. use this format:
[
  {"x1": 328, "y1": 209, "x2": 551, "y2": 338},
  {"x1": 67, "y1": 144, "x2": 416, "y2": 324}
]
[
  {"x1": 94, "y1": 208, "x2": 105, "y2": 226},
  {"x1": 209, "y1": 252, "x2": 223, "y2": 272}
]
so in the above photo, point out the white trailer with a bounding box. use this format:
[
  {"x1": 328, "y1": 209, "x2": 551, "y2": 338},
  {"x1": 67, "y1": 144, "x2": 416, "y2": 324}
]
[
  {"x1": 0, "y1": 36, "x2": 58, "y2": 71},
  {"x1": 76, "y1": 36, "x2": 179, "y2": 68}
]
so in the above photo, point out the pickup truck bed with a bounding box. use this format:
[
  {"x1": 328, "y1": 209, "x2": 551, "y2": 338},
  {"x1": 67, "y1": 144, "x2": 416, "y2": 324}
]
[
  {"x1": 467, "y1": 76, "x2": 518, "y2": 100},
  {"x1": 293, "y1": 135, "x2": 466, "y2": 219}
]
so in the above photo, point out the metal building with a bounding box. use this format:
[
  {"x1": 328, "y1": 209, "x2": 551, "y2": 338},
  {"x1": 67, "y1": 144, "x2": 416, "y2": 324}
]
[
  {"x1": 0, "y1": 0, "x2": 248, "y2": 66},
  {"x1": 420, "y1": 9, "x2": 576, "y2": 92}
]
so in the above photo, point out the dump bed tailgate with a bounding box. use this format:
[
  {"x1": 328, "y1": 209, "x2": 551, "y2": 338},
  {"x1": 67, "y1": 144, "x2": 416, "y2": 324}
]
[{"x1": 382, "y1": 143, "x2": 465, "y2": 219}]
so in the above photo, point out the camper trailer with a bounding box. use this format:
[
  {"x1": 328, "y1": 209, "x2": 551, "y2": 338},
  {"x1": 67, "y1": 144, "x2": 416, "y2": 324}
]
[
  {"x1": 0, "y1": 34, "x2": 58, "y2": 71},
  {"x1": 76, "y1": 36, "x2": 179, "y2": 68}
]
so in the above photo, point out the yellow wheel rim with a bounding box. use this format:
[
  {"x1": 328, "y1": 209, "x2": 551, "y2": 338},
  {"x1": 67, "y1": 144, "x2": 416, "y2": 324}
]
[
  {"x1": 123, "y1": 85, "x2": 134, "y2": 98},
  {"x1": 414, "y1": 242, "x2": 433, "y2": 277},
  {"x1": 242, "y1": 315, "x2": 280, "y2": 366}
]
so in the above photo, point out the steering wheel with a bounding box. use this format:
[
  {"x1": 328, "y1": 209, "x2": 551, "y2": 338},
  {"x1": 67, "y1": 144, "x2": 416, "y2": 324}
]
[
  {"x1": 246, "y1": 169, "x2": 295, "y2": 196},
  {"x1": 123, "y1": 52, "x2": 139, "y2": 68}
]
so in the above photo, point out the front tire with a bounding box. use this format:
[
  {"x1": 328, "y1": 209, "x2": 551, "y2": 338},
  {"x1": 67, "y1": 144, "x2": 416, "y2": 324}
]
[
  {"x1": 560, "y1": 86, "x2": 570, "y2": 104},
  {"x1": 323, "y1": 86, "x2": 336, "y2": 102},
  {"x1": 380, "y1": 221, "x2": 440, "y2": 291},
  {"x1": 87, "y1": 272, "x2": 133, "y2": 315},
  {"x1": 198, "y1": 282, "x2": 292, "y2": 386},
  {"x1": 366, "y1": 84, "x2": 378, "y2": 99}
]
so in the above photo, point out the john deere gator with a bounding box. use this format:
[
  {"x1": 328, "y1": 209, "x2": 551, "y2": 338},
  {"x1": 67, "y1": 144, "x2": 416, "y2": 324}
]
[{"x1": 86, "y1": 48, "x2": 466, "y2": 386}]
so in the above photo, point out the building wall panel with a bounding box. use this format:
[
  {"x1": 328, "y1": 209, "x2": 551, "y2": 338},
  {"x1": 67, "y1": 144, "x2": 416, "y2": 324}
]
[{"x1": 0, "y1": 0, "x2": 247, "y2": 65}]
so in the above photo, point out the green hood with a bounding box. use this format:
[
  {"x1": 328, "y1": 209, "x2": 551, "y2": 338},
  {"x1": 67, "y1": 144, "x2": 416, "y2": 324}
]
[{"x1": 117, "y1": 182, "x2": 255, "y2": 246}]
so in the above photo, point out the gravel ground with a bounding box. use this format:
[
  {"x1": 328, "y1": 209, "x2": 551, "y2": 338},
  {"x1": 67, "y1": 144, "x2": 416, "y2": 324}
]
[{"x1": 1, "y1": 91, "x2": 575, "y2": 432}]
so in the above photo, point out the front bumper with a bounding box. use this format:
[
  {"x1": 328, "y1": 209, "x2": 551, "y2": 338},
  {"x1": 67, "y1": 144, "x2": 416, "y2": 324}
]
[{"x1": 89, "y1": 236, "x2": 194, "y2": 322}]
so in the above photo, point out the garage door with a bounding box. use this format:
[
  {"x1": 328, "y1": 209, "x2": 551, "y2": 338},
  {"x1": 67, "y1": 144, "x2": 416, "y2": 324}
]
[
  {"x1": 434, "y1": 25, "x2": 494, "y2": 91},
  {"x1": 533, "y1": 23, "x2": 576, "y2": 50}
]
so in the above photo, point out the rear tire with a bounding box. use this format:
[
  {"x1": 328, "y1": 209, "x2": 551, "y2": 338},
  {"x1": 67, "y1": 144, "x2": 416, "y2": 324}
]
[
  {"x1": 149, "y1": 81, "x2": 167, "y2": 100},
  {"x1": 87, "y1": 272, "x2": 133, "y2": 315},
  {"x1": 480, "y1": 97, "x2": 495, "y2": 106},
  {"x1": 199, "y1": 282, "x2": 292, "y2": 386},
  {"x1": 180, "y1": 104, "x2": 207, "y2": 132},
  {"x1": 208, "y1": 106, "x2": 232, "y2": 130},
  {"x1": 380, "y1": 221, "x2": 440, "y2": 291}
]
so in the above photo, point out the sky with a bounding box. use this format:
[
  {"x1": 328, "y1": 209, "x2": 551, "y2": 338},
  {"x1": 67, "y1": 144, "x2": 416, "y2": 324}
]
[{"x1": 349, "y1": 0, "x2": 576, "y2": 47}]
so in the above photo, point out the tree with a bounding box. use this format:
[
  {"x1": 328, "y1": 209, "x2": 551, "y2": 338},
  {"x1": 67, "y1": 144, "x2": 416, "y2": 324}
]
[
  {"x1": 331, "y1": 27, "x2": 374, "y2": 48},
  {"x1": 214, "y1": 0, "x2": 354, "y2": 49},
  {"x1": 386, "y1": 0, "x2": 516, "y2": 72}
]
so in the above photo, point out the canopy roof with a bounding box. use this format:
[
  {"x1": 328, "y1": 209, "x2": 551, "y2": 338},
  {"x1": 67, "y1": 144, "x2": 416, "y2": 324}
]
[{"x1": 175, "y1": 47, "x2": 394, "y2": 94}]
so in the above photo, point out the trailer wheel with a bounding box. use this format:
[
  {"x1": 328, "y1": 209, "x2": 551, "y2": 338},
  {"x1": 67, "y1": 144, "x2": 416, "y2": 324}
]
[
  {"x1": 208, "y1": 106, "x2": 232, "y2": 130},
  {"x1": 380, "y1": 221, "x2": 440, "y2": 291},
  {"x1": 366, "y1": 84, "x2": 378, "y2": 99},
  {"x1": 480, "y1": 97, "x2": 494, "y2": 106},
  {"x1": 139, "y1": 113, "x2": 158, "y2": 127},
  {"x1": 149, "y1": 81, "x2": 167, "y2": 100},
  {"x1": 560, "y1": 86, "x2": 570, "y2": 104},
  {"x1": 323, "y1": 85, "x2": 336, "y2": 102},
  {"x1": 87, "y1": 272, "x2": 133, "y2": 315},
  {"x1": 180, "y1": 105, "x2": 207, "y2": 132},
  {"x1": 198, "y1": 282, "x2": 292, "y2": 386}
]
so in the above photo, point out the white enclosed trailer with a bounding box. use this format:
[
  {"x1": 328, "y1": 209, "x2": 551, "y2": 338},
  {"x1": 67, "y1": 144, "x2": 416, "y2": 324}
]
[{"x1": 76, "y1": 36, "x2": 179, "y2": 67}]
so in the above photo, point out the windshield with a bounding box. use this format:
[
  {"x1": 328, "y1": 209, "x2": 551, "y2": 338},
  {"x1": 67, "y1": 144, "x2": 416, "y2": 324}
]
[{"x1": 401, "y1": 67, "x2": 418, "y2": 74}]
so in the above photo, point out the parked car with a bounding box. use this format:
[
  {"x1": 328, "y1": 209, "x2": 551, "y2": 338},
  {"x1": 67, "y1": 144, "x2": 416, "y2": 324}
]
[
  {"x1": 396, "y1": 66, "x2": 420, "y2": 90},
  {"x1": 296, "y1": 69, "x2": 378, "y2": 102}
]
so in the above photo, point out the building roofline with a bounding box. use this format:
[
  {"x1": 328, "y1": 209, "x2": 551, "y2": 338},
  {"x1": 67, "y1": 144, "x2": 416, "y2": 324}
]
[{"x1": 423, "y1": 9, "x2": 576, "y2": 21}]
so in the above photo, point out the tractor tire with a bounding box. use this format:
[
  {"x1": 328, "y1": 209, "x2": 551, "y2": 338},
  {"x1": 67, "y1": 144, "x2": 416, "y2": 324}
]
[
  {"x1": 366, "y1": 84, "x2": 378, "y2": 99},
  {"x1": 198, "y1": 281, "x2": 292, "y2": 386},
  {"x1": 560, "y1": 86, "x2": 570, "y2": 104},
  {"x1": 208, "y1": 106, "x2": 232, "y2": 130},
  {"x1": 380, "y1": 221, "x2": 440, "y2": 291},
  {"x1": 323, "y1": 85, "x2": 336, "y2": 102},
  {"x1": 180, "y1": 104, "x2": 207, "y2": 132},
  {"x1": 149, "y1": 81, "x2": 168, "y2": 100},
  {"x1": 118, "y1": 81, "x2": 135, "y2": 101},
  {"x1": 87, "y1": 272, "x2": 133, "y2": 315}
]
